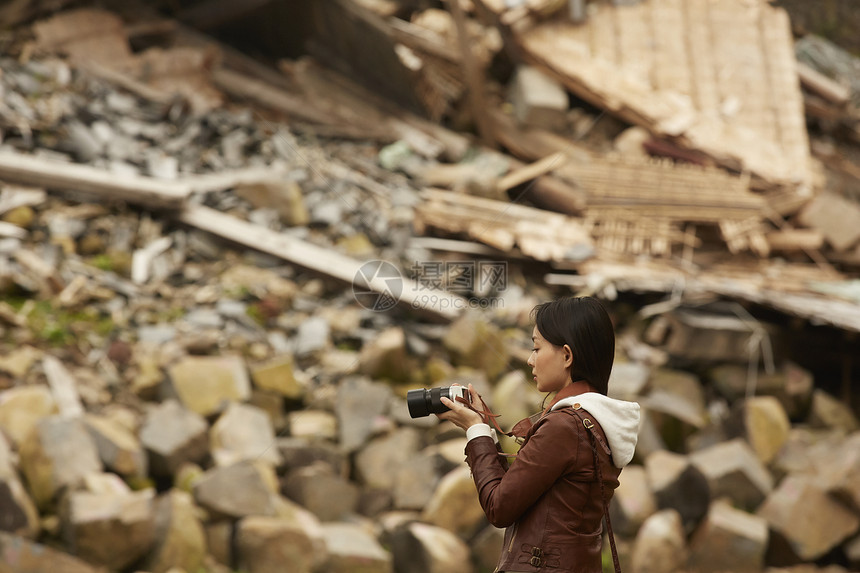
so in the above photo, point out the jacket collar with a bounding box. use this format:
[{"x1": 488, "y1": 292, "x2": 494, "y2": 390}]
[{"x1": 546, "y1": 380, "x2": 595, "y2": 411}]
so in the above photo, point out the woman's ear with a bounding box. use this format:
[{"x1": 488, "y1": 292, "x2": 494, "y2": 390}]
[{"x1": 562, "y1": 344, "x2": 573, "y2": 368}]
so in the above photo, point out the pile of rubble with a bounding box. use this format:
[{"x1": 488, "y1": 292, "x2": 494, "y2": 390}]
[{"x1": 0, "y1": 1, "x2": 859, "y2": 573}]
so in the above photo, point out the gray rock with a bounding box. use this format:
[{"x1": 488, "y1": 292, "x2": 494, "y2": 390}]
[
  {"x1": 141, "y1": 489, "x2": 207, "y2": 573},
  {"x1": 359, "y1": 326, "x2": 412, "y2": 382},
  {"x1": 610, "y1": 464, "x2": 657, "y2": 537},
  {"x1": 808, "y1": 389, "x2": 859, "y2": 433},
  {"x1": 210, "y1": 402, "x2": 281, "y2": 467},
  {"x1": 18, "y1": 416, "x2": 102, "y2": 509},
  {"x1": 491, "y1": 370, "x2": 544, "y2": 434},
  {"x1": 295, "y1": 316, "x2": 331, "y2": 358},
  {"x1": 321, "y1": 522, "x2": 393, "y2": 573},
  {"x1": 609, "y1": 361, "x2": 651, "y2": 401},
  {"x1": 62, "y1": 487, "x2": 156, "y2": 570},
  {"x1": 0, "y1": 532, "x2": 103, "y2": 573},
  {"x1": 0, "y1": 432, "x2": 39, "y2": 538},
  {"x1": 389, "y1": 521, "x2": 471, "y2": 573},
  {"x1": 643, "y1": 368, "x2": 708, "y2": 431},
  {"x1": 336, "y1": 377, "x2": 395, "y2": 452},
  {"x1": 687, "y1": 500, "x2": 768, "y2": 573},
  {"x1": 394, "y1": 449, "x2": 443, "y2": 510},
  {"x1": 770, "y1": 427, "x2": 844, "y2": 481},
  {"x1": 193, "y1": 461, "x2": 278, "y2": 519},
  {"x1": 689, "y1": 438, "x2": 774, "y2": 511},
  {"x1": 277, "y1": 437, "x2": 349, "y2": 476},
  {"x1": 471, "y1": 524, "x2": 505, "y2": 573},
  {"x1": 0, "y1": 385, "x2": 56, "y2": 447},
  {"x1": 442, "y1": 314, "x2": 509, "y2": 380},
  {"x1": 287, "y1": 410, "x2": 338, "y2": 442},
  {"x1": 182, "y1": 308, "x2": 224, "y2": 329},
  {"x1": 724, "y1": 396, "x2": 791, "y2": 464},
  {"x1": 355, "y1": 428, "x2": 422, "y2": 490},
  {"x1": 84, "y1": 414, "x2": 147, "y2": 478},
  {"x1": 644, "y1": 449, "x2": 710, "y2": 534},
  {"x1": 509, "y1": 65, "x2": 569, "y2": 132},
  {"x1": 137, "y1": 324, "x2": 177, "y2": 344},
  {"x1": 630, "y1": 509, "x2": 687, "y2": 573},
  {"x1": 42, "y1": 356, "x2": 84, "y2": 419},
  {"x1": 167, "y1": 354, "x2": 251, "y2": 416},
  {"x1": 250, "y1": 354, "x2": 304, "y2": 399},
  {"x1": 236, "y1": 504, "x2": 327, "y2": 573},
  {"x1": 421, "y1": 466, "x2": 487, "y2": 539},
  {"x1": 815, "y1": 432, "x2": 860, "y2": 511},
  {"x1": 282, "y1": 462, "x2": 359, "y2": 521},
  {"x1": 140, "y1": 400, "x2": 209, "y2": 477},
  {"x1": 757, "y1": 475, "x2": 860, "y2": 561}
]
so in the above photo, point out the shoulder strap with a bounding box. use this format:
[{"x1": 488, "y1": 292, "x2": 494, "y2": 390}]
[{"x1": 568, "y1": 406, "x2": 622, "y2": 573}]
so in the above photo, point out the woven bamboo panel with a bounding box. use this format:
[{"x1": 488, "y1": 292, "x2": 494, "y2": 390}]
[{"x1": 516, "y1": 0, "x2": 810, "y2": 187}]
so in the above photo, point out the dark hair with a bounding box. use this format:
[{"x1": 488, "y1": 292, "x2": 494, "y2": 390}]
[{"x1": 530, "y1": 296, "x2": 615, "y2": 395}]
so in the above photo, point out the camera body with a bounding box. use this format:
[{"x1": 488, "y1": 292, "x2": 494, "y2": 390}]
[{"x1": 407, "y1": 386, "x2": 470, "y2": 418}]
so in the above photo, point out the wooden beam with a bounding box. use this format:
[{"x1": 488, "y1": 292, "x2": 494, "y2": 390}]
[
  {"x1": 0, "y1": 150, "x2": 190, "y2": 209},
  {"x1": 445, "y1": 0, "x2": 495, "y2": 147},
  {"x1": 177, "y1": 205, "x2": 465, "y2": 321},
  {"x1": 797, "y1": 62, "x2": 851, "y2": 107},
  {"x1": 497, "y1": 151, "x2": 568, "y2": 192}
]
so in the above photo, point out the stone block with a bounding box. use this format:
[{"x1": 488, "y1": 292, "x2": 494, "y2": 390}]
[
  {"x1": 19, "y1": 416, "x2": 101, "y2": 510},
  {"x1": 62, "y1": 487, "x2": 156, "y2": 570},
  {"x1": 84, "y1": 414, "x2": 147, "y2": 478},
  {"x1": 389, "y1": 521, "x2": 471, "y2": 573},
  {"x1": 645, "y1": 449, "x2": 709, "y2": 534},
  {"x1": 321, "y1": 522, "x2": 393, "y2": 573},
  {"x1": 250, "y1": 354, "x2": 303, "y2": 399},
  {"x1": 687, "y1": 500, "x2": 768, "y2": 573},
  {"x1": 282, "y1": 463, "x2": 359, "y2": 521},
  {"x1": 139, "y1": 400, "x2": 209, "y2": 477},
  {"x1": 630, "y1": 509, "x2": 687, "y2": 573},
  {"x1": 210, "y1": 402, "x2": 281, "y2": 467},
  {"x1": 142, "y1": 489, "x2": 207, "y2": 573},
  {"x1": 508, "y1": 65, "x2": 569, "y2": 132},
  {"x1": 757, "y1": 475, "x2": 860, "y2": 561},
  {"x1": 193, "y1": 461, "x2": 278, "y2": 519},
  {"x1": 421, "y1": 466, "x2": 487, "y2": 539},
  {"x1": 610, "y1": 464, "x2": 657, "y2": 537},
  {"x1": 689, "y1": 438, "x2": 773, "y2": 511},
  {"x1": 167, "y1": 354, "x2": 250, "y2": 416},
  {"x1": 724, "y1": 396, "x2": 791, "y2": 464}
]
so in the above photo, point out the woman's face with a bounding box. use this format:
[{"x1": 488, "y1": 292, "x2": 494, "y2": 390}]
[{"x1": 527, "y1": 326, "x2": 572, "y2": 393}]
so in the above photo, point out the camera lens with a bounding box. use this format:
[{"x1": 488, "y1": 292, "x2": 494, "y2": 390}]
[{"x1": 407, "y1": 387, "x2": 454, "y2": 418}]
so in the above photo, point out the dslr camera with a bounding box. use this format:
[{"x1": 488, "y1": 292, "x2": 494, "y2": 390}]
[{"x1": 407, "y1": 385, "x2": 471, "y2": 418}]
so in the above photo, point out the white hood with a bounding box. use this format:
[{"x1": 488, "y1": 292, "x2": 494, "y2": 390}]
[{"x1": 552, "y1": 393, "x2": 640, "y2": 468}]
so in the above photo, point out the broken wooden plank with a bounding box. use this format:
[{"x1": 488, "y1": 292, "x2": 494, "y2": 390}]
[
  {"x1": 0, "y1": 150, "x2": 191, "y2": 209},
  {"x1": 415, "y1": 188, "x2": 593, "y2": 262},
  {"x1": 543, "y1": 260, "x2": 860, "y2": 333},
  {"x1": 797, "y1": 62, "x2": 851, "y2": 107},
  {"x1": 497, "y1": 151, "x2": 567, "y2": 192},
  {"x1": 177, "y1": 205, "x2": 464, "y2": 321},
  {"x1": 766, "y1": 229, "x2": 825, "y2": 252},
  {"x1": 445, "y1": 0, "x2": 495, "y2": 147}
]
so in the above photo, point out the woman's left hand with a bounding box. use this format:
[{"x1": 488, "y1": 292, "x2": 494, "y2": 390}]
[{"x1": 435, "y1": 384, "x2": 485, "y2": 431}]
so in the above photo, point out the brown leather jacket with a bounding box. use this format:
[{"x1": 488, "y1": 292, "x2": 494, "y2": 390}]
[{"x1": 465, "y1": 404, "x2": 621, "y2": 572}]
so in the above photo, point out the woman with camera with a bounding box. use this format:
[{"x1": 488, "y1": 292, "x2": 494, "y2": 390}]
[{"x1": 437, "y1": 296, "x2": 640, "y2": 573}]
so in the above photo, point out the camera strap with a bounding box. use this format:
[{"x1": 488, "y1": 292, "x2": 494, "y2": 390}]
[
  {"x1": 454, "y1": 396, "x2": 513, "y2": 437},
  {"x1": 569, "y1": 407, "x2": 622, "y2": 573}
]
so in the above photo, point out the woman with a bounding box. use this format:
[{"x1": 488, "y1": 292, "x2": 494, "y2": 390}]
[{"x1": 438, "y1": 296, "x2": 640, "y2": 573}]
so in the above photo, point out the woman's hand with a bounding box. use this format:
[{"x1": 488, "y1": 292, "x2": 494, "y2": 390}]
[{"x1": 435, "y1": 384, "x2": 485, "y2": 431}]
